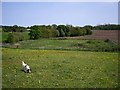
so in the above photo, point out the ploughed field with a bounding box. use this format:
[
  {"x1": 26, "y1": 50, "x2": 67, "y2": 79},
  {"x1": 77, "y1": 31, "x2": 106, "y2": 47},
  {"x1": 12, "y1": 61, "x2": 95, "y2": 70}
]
[{"x1": 83, "y1": 30, "x2": 119, "y2": 43}]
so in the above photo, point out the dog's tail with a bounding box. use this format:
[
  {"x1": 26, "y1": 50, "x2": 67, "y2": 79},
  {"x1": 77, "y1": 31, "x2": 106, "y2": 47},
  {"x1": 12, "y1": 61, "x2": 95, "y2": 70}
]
[{"x1": 22, "y1": 61, "x2": 25, "y2": 65}]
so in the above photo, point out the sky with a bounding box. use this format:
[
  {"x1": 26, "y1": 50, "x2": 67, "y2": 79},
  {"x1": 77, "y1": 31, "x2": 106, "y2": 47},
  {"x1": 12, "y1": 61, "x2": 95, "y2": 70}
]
[
  {"x1": 2, "y1": 2, "x2": 118, "y2": 27},
  {"x1": 1, "y1": 0, "x2": 120, "y2": 2}
]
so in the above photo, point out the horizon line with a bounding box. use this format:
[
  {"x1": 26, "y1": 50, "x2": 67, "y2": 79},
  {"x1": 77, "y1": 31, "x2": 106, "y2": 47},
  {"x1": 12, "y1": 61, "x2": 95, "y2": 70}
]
[{"x1": 1, "y1": 23, "x2": 119, "y2": 27}]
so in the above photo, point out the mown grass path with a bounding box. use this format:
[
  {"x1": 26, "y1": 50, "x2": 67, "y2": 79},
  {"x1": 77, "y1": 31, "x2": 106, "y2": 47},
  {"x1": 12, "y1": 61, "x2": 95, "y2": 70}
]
[{"x1": 2, "y1": 48, "x2": 118, "y2": 88}]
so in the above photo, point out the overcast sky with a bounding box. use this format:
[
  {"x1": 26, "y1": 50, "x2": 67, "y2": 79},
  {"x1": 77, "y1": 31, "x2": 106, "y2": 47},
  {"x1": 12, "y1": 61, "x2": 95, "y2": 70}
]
[{"x1": 2, "y1": 2, "x2": 118, "y2": 27}]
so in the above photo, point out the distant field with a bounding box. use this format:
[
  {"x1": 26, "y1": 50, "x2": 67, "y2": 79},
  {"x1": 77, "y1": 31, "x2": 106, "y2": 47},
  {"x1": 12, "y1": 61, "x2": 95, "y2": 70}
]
[
  {"x1": 83, "y1": 30, "x2": 119, "y2": 43},
  {"x1": 2, "y1": 48, "x2": 118, "y2": 88}
]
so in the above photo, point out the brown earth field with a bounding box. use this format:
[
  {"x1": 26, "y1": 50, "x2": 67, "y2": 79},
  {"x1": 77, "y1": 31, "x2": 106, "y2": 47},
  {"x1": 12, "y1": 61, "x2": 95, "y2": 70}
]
[
  {"x1": 65, "y1": 30, "x2": 119, "y2": 44},
  {"x1": 84, "y1": 30, "x2": 119, "y2": 43}
]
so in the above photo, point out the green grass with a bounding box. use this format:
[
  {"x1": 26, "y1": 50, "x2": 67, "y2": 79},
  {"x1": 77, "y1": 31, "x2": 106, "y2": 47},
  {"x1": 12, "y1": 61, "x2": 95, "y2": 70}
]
[
  {"x1": 2, "y1": 32, "x2": 119, "y2": 88},
  {"x1": 4, "y1": 39, "x2": 118, "y2": 52},
  {"x1": 2, "y1": 48, "x2": 118, "y2": 88},
  {"x1": 1, "y1": 32, "x2": 8, "y2": 42}
]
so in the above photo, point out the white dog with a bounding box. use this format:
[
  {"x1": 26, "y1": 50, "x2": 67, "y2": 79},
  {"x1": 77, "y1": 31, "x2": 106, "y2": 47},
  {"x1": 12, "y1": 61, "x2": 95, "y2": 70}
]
[{"x1": 22, "y1": 61, "x2": 31, "y2": 73}]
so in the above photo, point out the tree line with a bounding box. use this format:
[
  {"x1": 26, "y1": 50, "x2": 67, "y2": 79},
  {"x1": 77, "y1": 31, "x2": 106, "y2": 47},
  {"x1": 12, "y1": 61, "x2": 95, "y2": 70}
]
[
  {"x1": 2, "y1": 24, "x2": 92, "y2": 42},
  {"x1": 29, "y1": 24, "x2": 92, "y2": 39},
  {"x1": 2, "y1": 25, "x2": 27, "y2": 32},
  {"x1": 2, "y1": 24, "x2": 119, "y2": 43},
  {"x1": 2, "y1": 24, "x2": 119, "y2": 33},
  {"x1": 93, "y1": 24, "x2": 120, "y2": 30}
]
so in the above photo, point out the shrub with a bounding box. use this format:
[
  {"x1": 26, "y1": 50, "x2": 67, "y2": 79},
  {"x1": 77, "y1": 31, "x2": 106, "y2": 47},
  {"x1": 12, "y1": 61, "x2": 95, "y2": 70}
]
[
  {"x1": 6, "y1": 32, "x2": 23, "y2": 44},
  {"x1": 6, "y1": 33, "x2": 16, "y2": 43},
  {"x1": 86, "y1": 40, "x2": 92, "y2": 44},
  {"x1": 86, "y1": 29, "x2": 92, "y2": 35},
  {"x1": 29, "y1": 29, "x2": 41, "y2": 39},
  {"x1": 104, "y1": 39, "x2": 110, "y2": 42}
]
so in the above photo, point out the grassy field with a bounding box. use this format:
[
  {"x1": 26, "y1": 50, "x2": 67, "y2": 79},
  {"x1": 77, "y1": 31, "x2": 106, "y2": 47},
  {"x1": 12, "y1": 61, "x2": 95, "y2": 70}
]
[
  {"x1": 1, "y1": 32, "x2": 10, "y2": 42},
  {"x1": 2, "y1": 48, "x2": 118, "y2": 88},
  {"x1": 3, "y1": 39, "x2": 119, "y2": 52},
  {"x1": 2, "y1": 30, "x2": 119, "y2": 88}
]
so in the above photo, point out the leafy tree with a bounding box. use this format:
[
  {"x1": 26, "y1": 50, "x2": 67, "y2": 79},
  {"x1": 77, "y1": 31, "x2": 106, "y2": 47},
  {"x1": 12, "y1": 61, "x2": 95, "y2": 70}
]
[
  {"x1": 81, "y1": 28, "x2": 87, "y2": 36},
  {"x1": 6, "y1": 32, "x2": 21, "y2": 43},
  {"x1": 70, "y1": 27, "x2": 78, "y2": 36},
  {"x1": 2, "y1": 25, "x2": 27, "y2": 32},
  {"x1": 57, "y1": 25, "x2": 71, "y2": 36},
  {"x1": 42, "y1": 28, "x2": 52, "y2": 38},
  {"x1": 51, "y1": 30, "x2": 60, "y2": 37},
  {"x1": 12, "y1": 25, "x2": 19, "y2": 32},
  {"x1": 52, "y1": 24, "x2": 57, "y2": 29},
  {"x1": 93, "y1": 24, "x2": 120, "y2": 30},
  {"x1": 6, "y1": 33, "x2": 15, "y2": 43},
  {"x1": 83, "y1": 25, "x2": 93, "y2": 30},
  {"x1": 29, "y1": 25, "x2": 41, "y2": 39},
  {"x1": 59, "y1": 29, "x2": 65, "y2": 37},
  {"x1": 86, "y1": 28, "x2": 92, "y2": 35}
]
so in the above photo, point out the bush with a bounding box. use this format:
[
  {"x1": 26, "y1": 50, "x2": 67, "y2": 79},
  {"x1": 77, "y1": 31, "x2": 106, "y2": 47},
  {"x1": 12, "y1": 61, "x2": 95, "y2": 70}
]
[
  {"x1": 104, "y1": 39, "x2": 110, "y2": 42},
  {"x1": 6, "y1": 33, "x2": 15, "y2": 43},
  {"x1": 86, "y1": 40, "x2": 92, "y2": 44},
  {"x1": 29, "y1": 29, "x2": 41, "y2": 39},
  {"x1": 6, "y1": 32, "x2": 23, "y2": 43},
  {"x1": 86, "y1": 29, "x2": 92, "y2": 35}
]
